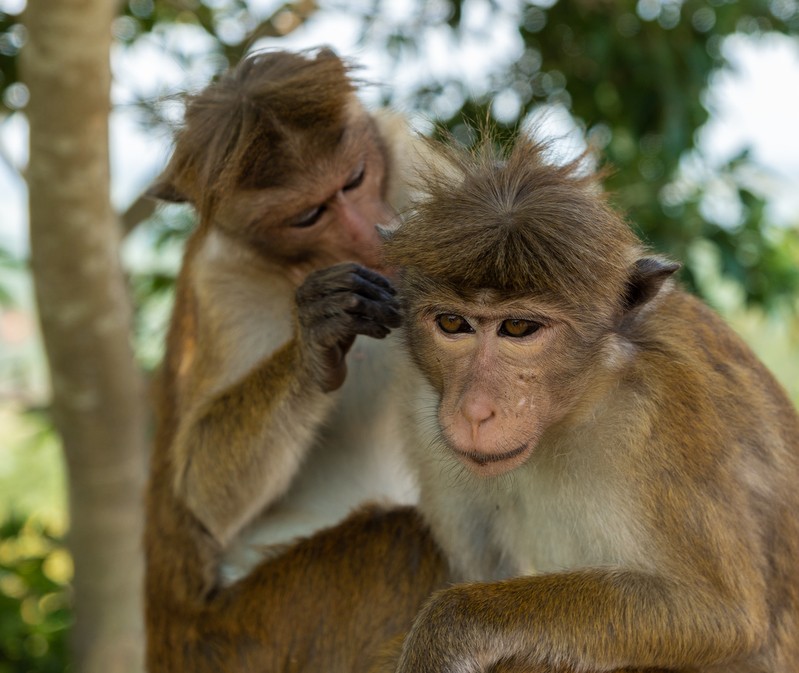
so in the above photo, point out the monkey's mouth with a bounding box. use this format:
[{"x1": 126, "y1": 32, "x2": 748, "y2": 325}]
[
  {"x1": 451, "y1": 443, "x2": 532, "y2": 476},
  {"x1": 455, "y1": 444, "x2": 527, "y2": 465}
]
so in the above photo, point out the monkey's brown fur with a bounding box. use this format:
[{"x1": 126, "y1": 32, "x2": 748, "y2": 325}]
[
  {"x1": 378, "y1": 133, "x2": 799, "y2": 672},
  {"x1": 157, "y1": 49, "x2": 355, "y2": 216},
  {"x1": 146, "y1": 502, "x2": 446, "y2": 672},
  {"x1": 145, "y1": 50, "x2": 448, "y2": 672},
  {"x1": 388, "y1": 137, "x2": 652, "y2": 332}
]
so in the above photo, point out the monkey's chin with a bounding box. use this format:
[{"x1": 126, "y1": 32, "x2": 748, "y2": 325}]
[{"x1": 452, "y1": 443, "x2": 532, "y2": 477}]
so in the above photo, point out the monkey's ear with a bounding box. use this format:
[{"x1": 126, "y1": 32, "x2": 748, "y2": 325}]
[
  {"x1": 622, "y1": 257, "x2": 681, "y2": 313},
  {"x1": 146, "y1": 177, "x2": 189, "y2": 203}
]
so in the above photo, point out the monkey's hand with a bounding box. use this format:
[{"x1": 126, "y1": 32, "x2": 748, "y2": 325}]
[
  {"x1": 394, "y1": 586, "x2": 569, "y2": 673},
  {"x1": 296, "y1": 262, "x2": 402, "y2": 392},
  {"x1": 393, "y1": 586, "x2": 492, "y2": 673}
]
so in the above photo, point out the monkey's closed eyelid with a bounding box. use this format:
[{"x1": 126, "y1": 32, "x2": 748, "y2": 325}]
[
  {"x1": 343, "y1": 162, "x2": 366, "y2": 191},
  {"x1": 291, "y1": 205, "x2": 326, "y2": 228}
]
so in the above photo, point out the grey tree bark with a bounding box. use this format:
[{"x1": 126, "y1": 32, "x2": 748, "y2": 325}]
[{"x1": 22, "y1": 2, "x2": 147, "y2": 672}]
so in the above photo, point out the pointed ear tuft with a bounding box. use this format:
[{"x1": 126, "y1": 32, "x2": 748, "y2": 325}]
[
  {"x1": 376, "y1": 222, "x2": 397, "y2": 244},
  {"x1": 623, "y1": 257, "x2": 681, "y2": 313}
]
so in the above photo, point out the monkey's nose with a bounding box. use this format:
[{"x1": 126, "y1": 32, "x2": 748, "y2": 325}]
[{"x1": 460, "y1": 396, "x2": 497, "y2": 442}]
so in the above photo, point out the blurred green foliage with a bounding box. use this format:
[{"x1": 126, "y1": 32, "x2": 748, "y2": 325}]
[
  {"x1": 0, "y1": 246, "x2": 23, "y2": 307},
  {"x1": 0, "y1": 517, "x2": 71, "y2": 673},
  {"x1": 0, "y1": 11, "x2": 22, "y2": 109},
  {"x1": 531, "y1": 0, "x2": 799, "y2": 307},
  {"x1": 0, "y1": 407, "x2": 68, "y2": 672}
]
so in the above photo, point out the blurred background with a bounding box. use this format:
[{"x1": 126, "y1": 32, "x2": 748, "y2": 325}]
[{"x1": 1, "y1": 0, "x2": 798, "y2": 671}]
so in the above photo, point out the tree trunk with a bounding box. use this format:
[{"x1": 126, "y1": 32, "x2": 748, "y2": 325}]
[{"x1": 22, "y1": 2, "x2": 147, "y2": 672}]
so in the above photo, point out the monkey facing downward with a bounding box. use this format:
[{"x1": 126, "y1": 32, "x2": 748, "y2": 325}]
[
  {"x1": 381, "y1": 133, "x2": 799, "y2": 673},
  {"x1": 144, "y1": 49, "x2": 449, "y2": 672}
]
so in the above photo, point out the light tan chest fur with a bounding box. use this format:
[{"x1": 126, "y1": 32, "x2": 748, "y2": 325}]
[
  {"x1": 407, "y1": 375, "x2": 650, "y2": 582},
  {"x1": 196, "y1": 234, "x2": 416, "y2": 576}
]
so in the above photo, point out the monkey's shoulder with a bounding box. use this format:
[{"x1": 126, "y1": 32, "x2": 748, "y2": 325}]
[
  {"x1": 625, "y1": 289, "x2": 781, "y2": 393},
  {"x1": 619, "y1": 288, "x2": 798, "y2": 458}
]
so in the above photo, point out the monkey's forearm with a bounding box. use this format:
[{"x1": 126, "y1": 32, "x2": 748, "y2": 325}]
[
  {"x1": 397, "y1": 569, "x2": 767, "y2": 673},
  {"x1": 173, "y1": 338, "x2": 335, "y2": 547}
]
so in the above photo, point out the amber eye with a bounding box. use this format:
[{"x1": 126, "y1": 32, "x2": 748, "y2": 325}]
[
  {"x1": 436, "y1": 314, "x2": 473, "y2": 335},
  {"x1": 499, "y1": 319, "x2": 540, "y2": 338}
]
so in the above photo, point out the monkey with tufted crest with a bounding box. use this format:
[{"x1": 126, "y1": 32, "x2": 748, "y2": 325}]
[
  {"x1": 144, "y1": 48, "x2": 449, "y2": 673},
  {"x1": 374, "y1": 130, "x2": 799, "y2": 673}
]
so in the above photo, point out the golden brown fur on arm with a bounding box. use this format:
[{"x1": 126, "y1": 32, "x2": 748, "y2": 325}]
[
  {"x1": 173, "y1": 333, "x2": 320, "y2": 546},
  {"x1": 167, "y1": 238, "x2": 345, "y2": 546},
  {"x1": 397, "y1": 568, "x2": 766, "y2": 672}
]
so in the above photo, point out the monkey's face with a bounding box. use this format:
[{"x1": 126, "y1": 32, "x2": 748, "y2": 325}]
[
  {"x1": 407, "y1": 290, "x2": 599, "y2": 478},
  {"x1": 220, "y1": 112, "x2": 393, "y2": 286}
]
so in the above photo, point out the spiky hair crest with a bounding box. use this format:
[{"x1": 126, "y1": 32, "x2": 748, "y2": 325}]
[
  {"x1": 156, "y1": 48, "x2": 357, "y2": 219},
  {"x1": 385, "y1": 131, "x2": 645, "y2": 323}
]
